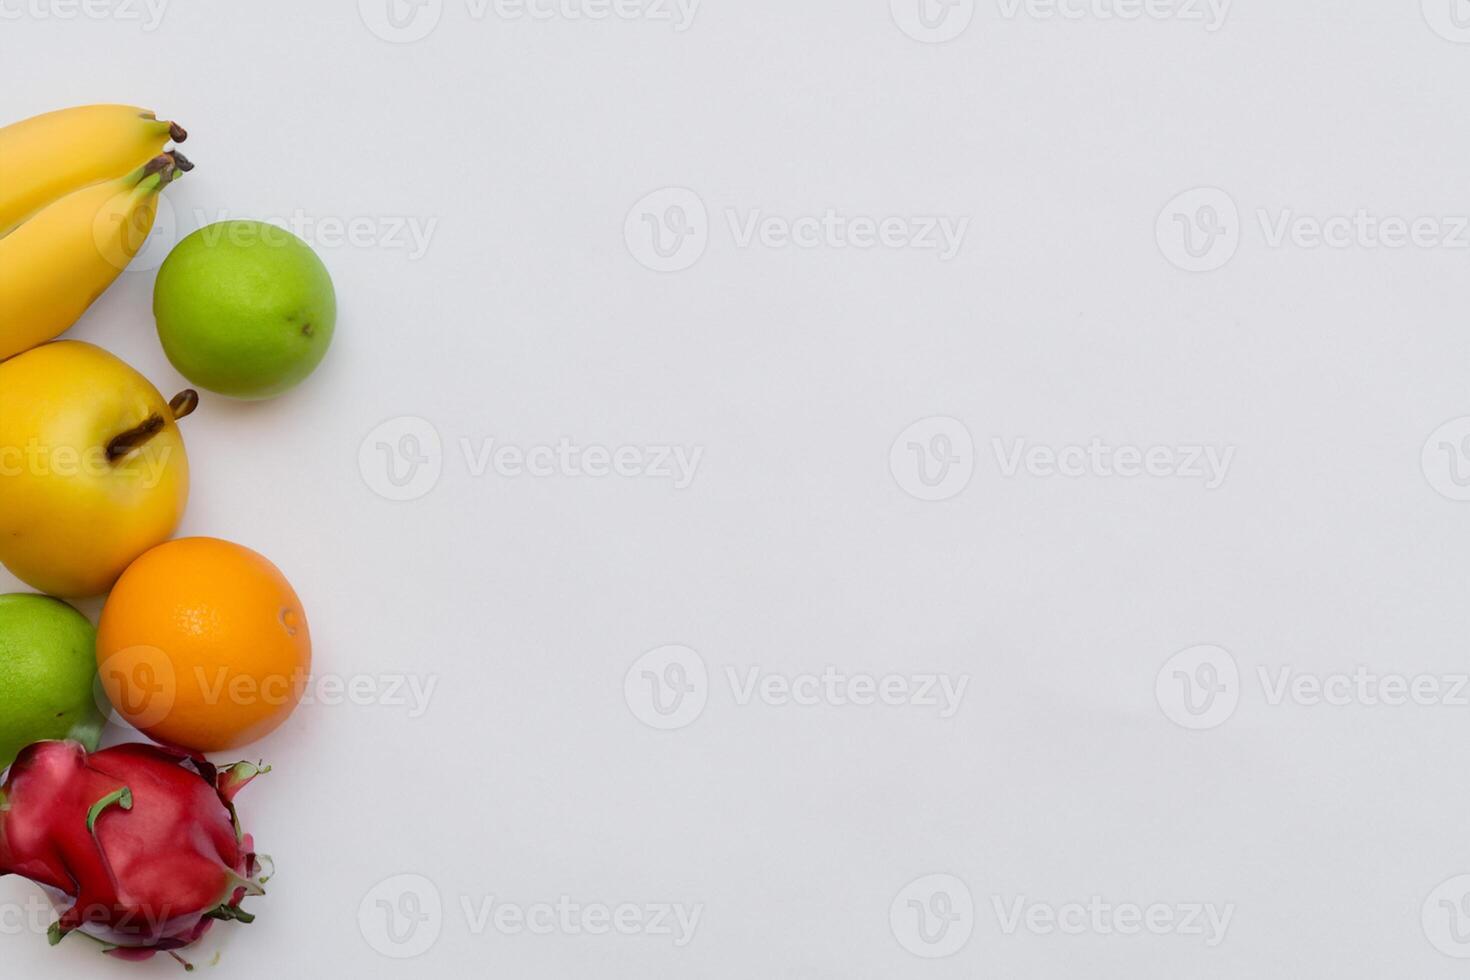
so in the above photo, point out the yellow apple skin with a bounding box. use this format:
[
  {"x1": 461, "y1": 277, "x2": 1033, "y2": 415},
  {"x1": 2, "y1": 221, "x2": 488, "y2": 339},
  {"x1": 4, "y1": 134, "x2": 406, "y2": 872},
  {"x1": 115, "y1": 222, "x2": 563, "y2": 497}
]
[{"x1": 0, "y1": 342, "x2": 189, "y2": 597}]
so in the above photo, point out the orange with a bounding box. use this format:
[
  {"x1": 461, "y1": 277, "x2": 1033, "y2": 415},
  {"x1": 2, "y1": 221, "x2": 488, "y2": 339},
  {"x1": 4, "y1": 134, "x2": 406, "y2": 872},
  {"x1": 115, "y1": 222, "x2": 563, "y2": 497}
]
[{"x1": 97, "y1": 537, "x2": 311, "y2": 752}]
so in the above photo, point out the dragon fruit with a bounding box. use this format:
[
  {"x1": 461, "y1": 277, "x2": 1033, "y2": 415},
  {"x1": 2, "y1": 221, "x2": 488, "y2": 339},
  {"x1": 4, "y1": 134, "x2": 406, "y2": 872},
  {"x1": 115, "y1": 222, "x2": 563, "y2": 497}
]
[{"x1": 0, "y1": 740, "x2": 269, "y2": 967}]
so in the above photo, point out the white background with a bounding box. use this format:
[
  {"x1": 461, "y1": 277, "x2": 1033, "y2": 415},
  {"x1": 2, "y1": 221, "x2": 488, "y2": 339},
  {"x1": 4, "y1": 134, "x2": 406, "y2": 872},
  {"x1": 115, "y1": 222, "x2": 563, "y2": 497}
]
[{"x1": 3, "y1": 0, "x2": 1470, "y2": 976}]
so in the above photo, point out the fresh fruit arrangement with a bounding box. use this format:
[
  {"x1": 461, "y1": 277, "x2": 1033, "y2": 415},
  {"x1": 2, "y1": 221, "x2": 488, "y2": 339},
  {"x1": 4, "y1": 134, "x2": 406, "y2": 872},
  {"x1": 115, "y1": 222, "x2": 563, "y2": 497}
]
[{"x1": 0, "y1": 104, "x2": 334, "y2": 967}]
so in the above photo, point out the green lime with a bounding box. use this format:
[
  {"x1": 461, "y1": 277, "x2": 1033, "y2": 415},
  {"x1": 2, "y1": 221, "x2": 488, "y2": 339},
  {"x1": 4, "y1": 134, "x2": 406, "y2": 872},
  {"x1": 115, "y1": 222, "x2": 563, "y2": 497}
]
[
  {"x1": 154, "y1": 220, "x2": 336, "y2": 400},
  {"x1": 0, "y1": 594, "x2": 104, "y2": 770}
]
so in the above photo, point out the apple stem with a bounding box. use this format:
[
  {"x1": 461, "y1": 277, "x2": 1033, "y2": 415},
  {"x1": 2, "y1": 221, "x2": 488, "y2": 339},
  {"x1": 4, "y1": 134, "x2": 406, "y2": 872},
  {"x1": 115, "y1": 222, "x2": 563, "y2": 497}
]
[
  {"x1": 105, "y1": 417, "x2": 164, "y2": 462},
  {"x1": 105, "y1": 391, "x2": 196, "y2": 463},
  {"x1": 170, "y1": 390, "x2": 199, "y2": 421}
]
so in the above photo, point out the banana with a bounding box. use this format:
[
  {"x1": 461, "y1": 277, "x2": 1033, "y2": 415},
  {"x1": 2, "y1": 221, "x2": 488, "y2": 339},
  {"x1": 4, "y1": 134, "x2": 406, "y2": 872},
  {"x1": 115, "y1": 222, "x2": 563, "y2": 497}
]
[
  {"x1": 0, "y1": 154, "x2": 185, "y2": 362},
  {"x1": 0, "y1": 104, "x2": 186, "y2": 236}
]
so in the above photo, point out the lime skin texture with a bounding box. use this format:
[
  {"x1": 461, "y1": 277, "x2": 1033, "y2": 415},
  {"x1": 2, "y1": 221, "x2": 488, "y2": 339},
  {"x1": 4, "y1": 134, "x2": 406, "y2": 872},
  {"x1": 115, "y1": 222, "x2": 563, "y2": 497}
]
[
  {"x1": 154, "y1": 220, "x2": 336, "y2": 400},
  {"x1": 0, "y1": 593, "x2": 105, "y2": 771}
]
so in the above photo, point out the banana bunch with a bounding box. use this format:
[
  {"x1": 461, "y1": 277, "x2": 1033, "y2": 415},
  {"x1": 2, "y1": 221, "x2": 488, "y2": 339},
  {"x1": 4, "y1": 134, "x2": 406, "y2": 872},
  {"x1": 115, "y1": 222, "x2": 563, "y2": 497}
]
[{"x1": 0, "y1": 105, "x2": 192, "y2": 362}]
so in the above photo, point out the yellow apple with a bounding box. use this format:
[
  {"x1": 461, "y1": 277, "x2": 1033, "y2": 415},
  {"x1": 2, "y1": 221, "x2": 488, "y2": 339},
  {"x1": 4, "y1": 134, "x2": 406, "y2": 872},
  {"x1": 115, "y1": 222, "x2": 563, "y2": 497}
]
[{"x1": 0, "y1": 341, "x2": 194, "y2": 597}]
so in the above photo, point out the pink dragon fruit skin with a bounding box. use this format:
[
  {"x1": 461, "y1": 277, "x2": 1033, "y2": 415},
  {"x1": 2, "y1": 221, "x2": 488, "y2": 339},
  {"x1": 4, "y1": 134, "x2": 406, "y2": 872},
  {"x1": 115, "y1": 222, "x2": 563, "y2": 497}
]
[{"x1": 0, "y1": 740, "x2": 268, "y2": 966}]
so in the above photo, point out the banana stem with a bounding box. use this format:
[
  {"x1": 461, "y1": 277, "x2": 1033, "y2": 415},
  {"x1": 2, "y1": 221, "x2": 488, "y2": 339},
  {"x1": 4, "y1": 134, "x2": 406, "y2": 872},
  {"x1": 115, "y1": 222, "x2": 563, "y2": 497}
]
[
  {"x1": 134, "y1": 151, "x2": 190, "y2": 195},
  {"x1": 141, "y1": 154, "x2": 175, "y2": 183},
  {"x1": 140, "y1": 111, "x2": 187, "y2": 143},
  {"x1": 105, "y1": 390, "x2": 197, "y2": 463},
  {"x1": 141, "y1": 154, "x2": 172, "y2": 178}
]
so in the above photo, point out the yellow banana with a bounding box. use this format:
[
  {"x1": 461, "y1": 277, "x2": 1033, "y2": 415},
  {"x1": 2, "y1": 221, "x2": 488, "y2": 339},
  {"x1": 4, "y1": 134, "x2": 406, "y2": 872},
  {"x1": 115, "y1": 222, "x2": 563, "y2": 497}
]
[
  {"x1": 0, "y1": 154, "x2": 184, "y2": 362},
  {"x1": 0, "y1": 104, "x2": 186, "y2": 235}
]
